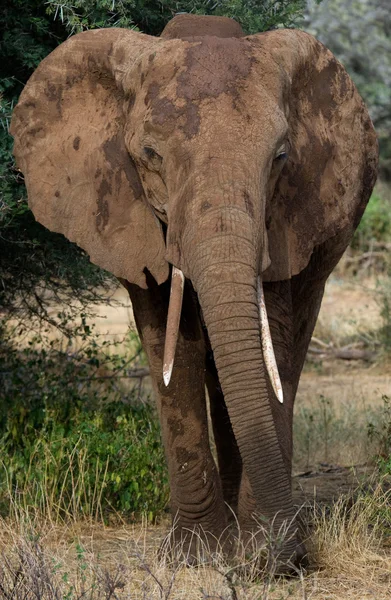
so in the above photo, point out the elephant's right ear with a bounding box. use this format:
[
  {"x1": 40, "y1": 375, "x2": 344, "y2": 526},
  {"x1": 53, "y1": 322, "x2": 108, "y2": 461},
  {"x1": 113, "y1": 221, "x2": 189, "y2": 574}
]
[{"x1": 11, "y1": 29, "x2": 169, "y2": 289}]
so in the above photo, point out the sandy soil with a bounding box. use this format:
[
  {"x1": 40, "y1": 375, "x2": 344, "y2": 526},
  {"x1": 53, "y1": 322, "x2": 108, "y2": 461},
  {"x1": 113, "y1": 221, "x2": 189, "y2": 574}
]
[{"x1": 315, "y1": 276, "x2": 382, "y2": 340}]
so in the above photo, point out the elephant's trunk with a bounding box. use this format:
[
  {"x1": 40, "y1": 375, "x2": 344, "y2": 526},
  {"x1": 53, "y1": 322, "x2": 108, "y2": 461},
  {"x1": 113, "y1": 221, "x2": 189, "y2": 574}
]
[{"x1": 182, "y1": 202, "x2": 297, "y2": 547}]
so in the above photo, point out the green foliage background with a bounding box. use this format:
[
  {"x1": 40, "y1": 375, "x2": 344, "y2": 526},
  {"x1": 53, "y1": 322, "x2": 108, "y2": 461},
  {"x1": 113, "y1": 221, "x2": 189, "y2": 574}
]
[
  {"x1": 0, "y1": 313, "x2": 168, "y2": 520},
  {"x1": 305, "y1": 0, "x2": 391, "y2": 180}
]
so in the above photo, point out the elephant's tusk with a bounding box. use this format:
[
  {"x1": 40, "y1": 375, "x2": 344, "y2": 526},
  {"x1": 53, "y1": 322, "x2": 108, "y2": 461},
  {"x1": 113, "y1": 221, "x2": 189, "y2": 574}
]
[
  {"x1": 163, "y1": 266, "x2": 185, "y2": 387},
  {"x1": 257, "y1": 277, "x2": 284, "y2": 404}
]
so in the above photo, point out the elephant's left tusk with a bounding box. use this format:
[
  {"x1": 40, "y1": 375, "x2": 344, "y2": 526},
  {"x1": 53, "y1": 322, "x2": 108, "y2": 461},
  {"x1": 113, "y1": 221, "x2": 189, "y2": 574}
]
[
  {"x1": 163, "y1": 267, "x2": 185, "y2": 387},
  {"x1": 257, "y1": 277, "x2": 284, "y2": 404}
]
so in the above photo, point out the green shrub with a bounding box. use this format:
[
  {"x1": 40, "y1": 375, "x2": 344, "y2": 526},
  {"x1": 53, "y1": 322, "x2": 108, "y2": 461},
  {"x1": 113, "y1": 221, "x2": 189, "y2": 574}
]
[
  {"x1": 0, "y1": 402, "x2": 168, "y2": 522},
  {"x1": 0, "y1": 315, "x2": 168, "y2": 522},
  {"x1": 352, "y1": 192, "x2": 391, "y2": 251}
]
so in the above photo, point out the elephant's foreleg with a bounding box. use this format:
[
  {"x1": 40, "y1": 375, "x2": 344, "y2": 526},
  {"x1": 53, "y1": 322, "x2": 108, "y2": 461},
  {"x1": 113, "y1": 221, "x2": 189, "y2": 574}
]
[
  {"x1": 205, "y1": 351, "x2": 242, "y2": 519},
  {"x1": 124, "y1": 277, "x2": 227, "y2": 555}
]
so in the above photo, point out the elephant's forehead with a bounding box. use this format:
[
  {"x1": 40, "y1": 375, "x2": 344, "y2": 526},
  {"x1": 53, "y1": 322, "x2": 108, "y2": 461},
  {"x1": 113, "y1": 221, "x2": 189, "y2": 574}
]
[
  {"x1": 175, "y1": 37, "x2": 254, "y2": 101},
  {"x1": 144, "y1": 37, "x2": 264, "y2": 139}
]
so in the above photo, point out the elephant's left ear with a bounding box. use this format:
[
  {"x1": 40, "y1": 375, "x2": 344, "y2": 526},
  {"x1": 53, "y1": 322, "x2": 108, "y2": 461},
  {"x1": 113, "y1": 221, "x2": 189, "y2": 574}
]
[
  {"x1": 248, "y1": 29, "x2": 378, "y2": 281},
  {"x1": 11, "y1": 28, "x2": 169, "y2": 289}
]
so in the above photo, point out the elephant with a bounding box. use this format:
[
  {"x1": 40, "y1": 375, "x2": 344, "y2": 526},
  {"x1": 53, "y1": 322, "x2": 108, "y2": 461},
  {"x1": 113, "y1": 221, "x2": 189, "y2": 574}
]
[{"x1": 11, "y1": 13, "x2": 378, "y2": 569}]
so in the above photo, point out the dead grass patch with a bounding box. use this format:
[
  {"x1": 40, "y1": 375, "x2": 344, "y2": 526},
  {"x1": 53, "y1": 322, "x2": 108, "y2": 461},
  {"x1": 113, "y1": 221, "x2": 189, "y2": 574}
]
[
  {"x1": 294, "y1": 374, "x2": 391, "y2": 469},
  {"x1": 0, "y1": 482, "x2": 390, "y2": 599}
]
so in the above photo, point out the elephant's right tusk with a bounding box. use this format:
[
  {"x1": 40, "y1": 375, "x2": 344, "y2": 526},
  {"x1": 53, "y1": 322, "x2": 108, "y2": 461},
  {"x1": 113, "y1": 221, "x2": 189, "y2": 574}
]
[
  {"x1": 163, "y1": 266, "x2": 185, "y2": 387},
  {"x1": 257, "y1": 277, "x2": 284, "y2": 404}
]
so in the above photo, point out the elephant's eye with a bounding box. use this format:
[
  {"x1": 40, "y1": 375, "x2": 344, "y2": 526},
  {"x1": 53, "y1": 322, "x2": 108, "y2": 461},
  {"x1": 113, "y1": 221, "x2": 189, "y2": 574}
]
[
  {"x1": 142, "y1": 146, "x2": 163, "y2": 172},
  {"x1": 275, "y1": 148, "x2": 287, "y2": 161},
  {"x1": 274, "y1": 142, "x2": 289, "y2": 162},
  {"x1": 144, "y1": 146, "x2": 159, "y2": 160}
]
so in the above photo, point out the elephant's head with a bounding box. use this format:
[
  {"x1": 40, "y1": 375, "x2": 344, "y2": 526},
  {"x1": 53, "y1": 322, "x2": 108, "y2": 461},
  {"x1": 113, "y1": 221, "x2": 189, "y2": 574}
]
[{"x1": 11, "y1": 15, "x2": 378, "y2": 558}]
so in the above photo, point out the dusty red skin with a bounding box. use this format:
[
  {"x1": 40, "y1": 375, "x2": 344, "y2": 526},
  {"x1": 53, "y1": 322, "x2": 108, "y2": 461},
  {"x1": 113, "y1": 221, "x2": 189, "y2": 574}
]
[{"x1": 10, "y1": 14, "x2": 378, "y2": 570}]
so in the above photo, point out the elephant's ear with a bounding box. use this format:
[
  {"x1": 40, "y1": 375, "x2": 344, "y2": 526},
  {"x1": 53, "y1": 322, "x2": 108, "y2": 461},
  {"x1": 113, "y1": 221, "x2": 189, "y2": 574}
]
[
  {"x1": 11, "y1": 29, "x2": 169, "y2": 289},
  {"x1": 249, "y1": 29, "x2": 378, "y2": 281}
]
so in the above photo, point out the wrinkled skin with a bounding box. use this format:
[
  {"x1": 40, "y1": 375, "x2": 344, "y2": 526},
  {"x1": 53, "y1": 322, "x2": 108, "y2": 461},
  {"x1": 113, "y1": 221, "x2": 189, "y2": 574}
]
[{"x1": 11, "y1": 14, "x2": 378, "y2": 570}]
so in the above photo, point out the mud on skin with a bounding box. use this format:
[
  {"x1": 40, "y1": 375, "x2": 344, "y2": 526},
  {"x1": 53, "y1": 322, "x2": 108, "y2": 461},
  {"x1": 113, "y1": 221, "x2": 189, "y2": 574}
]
[{"x1": 10, "y1": 13, "x2": 378, "y2": 572}]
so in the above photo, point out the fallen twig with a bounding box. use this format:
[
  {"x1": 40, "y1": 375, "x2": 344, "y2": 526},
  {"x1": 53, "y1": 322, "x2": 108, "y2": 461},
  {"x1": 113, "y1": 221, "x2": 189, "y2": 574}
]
[{"x1": 307, "y1": 344, "x2": 375, "y2": 361}]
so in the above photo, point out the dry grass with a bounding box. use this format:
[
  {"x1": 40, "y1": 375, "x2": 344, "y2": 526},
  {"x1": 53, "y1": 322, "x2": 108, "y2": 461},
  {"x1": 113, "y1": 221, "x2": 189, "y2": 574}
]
[
  {"x1": 312, "y1": 277, "x2": 382, "y2": 348},
  {"x1": 294, "y1": 373, "x2": 391, "y2": 468},
  {"x1": 0, "y1": 481, "x2": 390, "y2": 599},
  {"x1": 293, "y1": 275, "x2": 391, "y2": 469},
  {"x1": 300, "y1": 484, "x2": 391, "y2": 600},
  {"x1": 310, "y1": 486, "x2": 390, "y2": 573}
]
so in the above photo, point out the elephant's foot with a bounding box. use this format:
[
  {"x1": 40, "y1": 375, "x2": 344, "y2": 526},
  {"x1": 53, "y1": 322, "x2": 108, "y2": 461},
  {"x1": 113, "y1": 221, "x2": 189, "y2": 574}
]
[
  {"x1": 233, "y1": 521, "x2": 308, "y2": 577},
  {"x1": 237, "y1": 472, "x2": 308, "y2": 575},
  {"x1": 158, "y1": 518, "x2": 307, "y2": 579},
  {"x1": 158, "y1": 521, "x2": 233, "y2": 566}
]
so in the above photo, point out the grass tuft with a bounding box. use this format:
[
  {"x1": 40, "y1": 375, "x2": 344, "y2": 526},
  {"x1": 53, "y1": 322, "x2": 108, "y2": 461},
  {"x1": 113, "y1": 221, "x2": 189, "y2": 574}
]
[{"x1": 0, "y1": 483, "x2": 390, "y2": 599}]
